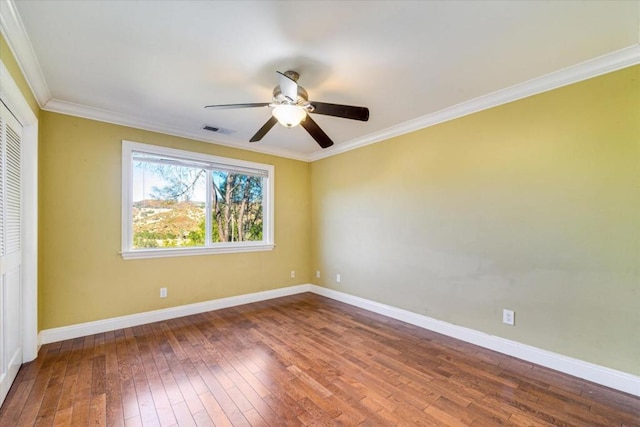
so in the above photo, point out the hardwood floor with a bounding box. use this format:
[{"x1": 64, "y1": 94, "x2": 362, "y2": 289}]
[{"x1": 1, "y1": 293, "x2": 638, "y2": 426}]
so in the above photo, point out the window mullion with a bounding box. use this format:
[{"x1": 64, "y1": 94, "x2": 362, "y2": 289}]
[{"x1": 205, "y1": 169, "x2": 212, "y2": 247}]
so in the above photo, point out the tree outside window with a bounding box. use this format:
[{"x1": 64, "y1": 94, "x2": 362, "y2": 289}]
[{"x1": 122, "y1": 141, "x2": 274, "y2": 259}]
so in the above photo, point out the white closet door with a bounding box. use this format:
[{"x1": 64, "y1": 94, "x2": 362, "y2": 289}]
[{"x1": 0, "y1": 101, "x2": 23, "y2": 405}]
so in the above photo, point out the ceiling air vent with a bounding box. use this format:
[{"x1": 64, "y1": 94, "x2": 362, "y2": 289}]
[{"x1": 202, "y1": 125, "x2": 236, "y2": 136}]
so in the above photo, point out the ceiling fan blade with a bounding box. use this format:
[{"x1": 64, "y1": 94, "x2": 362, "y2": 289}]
[
  {"x1": 205, "y1": 103, "x2": 270, "y2": 110},
  {"x1": 300, "y1": 115, "x2": 334, "y2": 149},
  {"x1": 249, "y1": 116, "x2": 278, "y2": 142},
  {"x1": 277, "y1": 71, "x2": 298, "y2": 102},
  {"x1": 310, "y1": 102, "x2": 369, "y2": 121}
]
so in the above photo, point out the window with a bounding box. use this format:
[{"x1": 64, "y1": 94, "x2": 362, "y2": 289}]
[{"x1": 121, "y1": 141, "x2": 274, "y2": 259}]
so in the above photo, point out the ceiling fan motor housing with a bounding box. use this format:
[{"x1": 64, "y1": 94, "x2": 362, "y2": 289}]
[{"x1": 272, "y1": 85, "x2": 309, "y2": 106}]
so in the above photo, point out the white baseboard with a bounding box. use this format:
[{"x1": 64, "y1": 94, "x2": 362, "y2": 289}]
[
  {"x1": 39, "y1": 284, "x2": 313, "y2": 345},
  {"x1": 38, "y1": 283, "x2": 639, "y2": 396},
  {"x1": 309, "y1": 286, "x2": 640, "y2": 397}
]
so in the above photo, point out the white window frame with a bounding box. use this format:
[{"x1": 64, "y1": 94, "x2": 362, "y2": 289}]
[{"x1": 121, "y1": 140, "x2": 274, "y2": 259}]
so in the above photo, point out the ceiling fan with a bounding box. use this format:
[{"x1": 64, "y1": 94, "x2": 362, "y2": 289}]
[{"x1": 205, "y1": 71, "x2": 369, "y2": 148}]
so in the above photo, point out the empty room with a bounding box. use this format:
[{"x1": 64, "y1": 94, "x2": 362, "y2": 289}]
[{"x1": 0, "y1": 0, "x2": 638, "y2": 425}]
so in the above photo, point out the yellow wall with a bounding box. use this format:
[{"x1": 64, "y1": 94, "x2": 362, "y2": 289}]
[
  {"x1": 4, "y1": 32, "x2": 312, "y2": 331},
  {"x1": 311, "y1": 66, "x2": 640, "y2": 374},
  {"x1": 39, "y1": 112, "x2": 311, "y2": 329},
  {"x1": 0, "y1": 34, "x2": 40, "y2": 117},
  {"x1": 5, "y1": 28, "x2": 640, "y2": 375}
]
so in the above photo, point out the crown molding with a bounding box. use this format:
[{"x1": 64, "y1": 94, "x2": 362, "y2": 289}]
[
  {"x1": 44, "y1": 99, "x2": 310, "y2": 162},
  {"x1": 50, "y1": 38, "x2": 638, "y2": 164},
  {"x1": 308, "y1": 44, "x2": 640, "y2": 162},
  {"x1": 0, "y1": 0, "x2": 49, "y2": 107},
  {"x1": 3, "y1": 0, "x2": 638, "y2": 163},
  {"x1": 1, "y1": 0, "x2": 309, "y2": 162},
  {"x1": 0, "y1": 60, "x2": 36, "y2": 124},
  {"x1": 45, "y1": 38, "x2": 639, "y2": 164}
]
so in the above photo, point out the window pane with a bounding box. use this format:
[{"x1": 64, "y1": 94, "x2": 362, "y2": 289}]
[
  {"x1": 211, "y1": 171, "x2": 263, "y2": 242},
  {"x1": 132, "y1": 161, "x2": 206, "y2": 249}
]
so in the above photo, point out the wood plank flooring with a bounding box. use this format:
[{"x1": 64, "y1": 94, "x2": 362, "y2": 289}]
[{"x1": 1, "y1": 293, "x2": 638, "y2": 426}]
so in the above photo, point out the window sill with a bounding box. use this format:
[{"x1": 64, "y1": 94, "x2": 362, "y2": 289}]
[{"x1": 121, "y1": 243, "x2": 275, "y2": 260}]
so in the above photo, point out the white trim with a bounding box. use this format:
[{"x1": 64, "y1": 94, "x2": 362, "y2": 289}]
[
  {"x1": 0, "y1": 59, "x2": 38, "y2": 363},
  {"x1": 3, "y1": 0, "x2": 638, "y2": 164},
  {"x1": 39, "y1": 285, "x2": 313, "y2": 344},
  {"x1": 311, "y1": 286, "x2": 640, "y2": 397},
  {"x1": 38, "y1": 284, "x2": 639, "y2": 396},
  {"x1": 45, "y1": 99, "x2": 310, "y2": 162},
  {"x1": 44, "y1": 45, "x2": 640, "y2": 163},
  {"x1": 308, "y1": 44, "x2": 640, "y2": 162},
  {"x1": 121, "y1": 243, "x2": 275, "y2": 260},
  {"x1": 121, "y1": 140, "x2": 275, "y2": 259},
  {"x1": 0, "y1": 347, "x2": 21, "y2": 406},
  {"x1": 0, "y1": 0, "x2": 49, "y2": 108},
  {"x1": 0, "y1": 62, "x2": 36, "y2": 126}
]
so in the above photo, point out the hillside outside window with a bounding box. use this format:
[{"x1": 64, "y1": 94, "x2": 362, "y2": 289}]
[{"x1": 121, "y1": 141, "x2": 274, "y2": 259}]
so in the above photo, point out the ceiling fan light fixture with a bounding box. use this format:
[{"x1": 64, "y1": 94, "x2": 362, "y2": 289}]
[
  {"x1": 272, "y1": 104, "x2": 306, "y2": 128},
  {"x1": 206, "y1": 70, "x2": 369, "y2": 148}
]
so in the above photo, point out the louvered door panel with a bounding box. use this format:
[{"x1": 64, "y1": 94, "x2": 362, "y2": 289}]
[
  {"x1": 0, "y1": 113, "x2": 4, "y2": 383},
  {"x1": 0, "y1": 115, "x2": 4, "y2": 258},
  {"x1": 5, "y1": 124, "x2": 20, "y2": 255},
  {"x1": 0, "y1": 101, "x2": 23, "y2": 406}
]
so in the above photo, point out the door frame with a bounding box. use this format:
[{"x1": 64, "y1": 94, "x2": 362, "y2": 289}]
[{"x1": 0, "y1": 58, "x2": 38, "y2": 362}]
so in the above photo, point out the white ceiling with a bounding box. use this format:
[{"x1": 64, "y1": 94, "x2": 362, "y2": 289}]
[{"x1": 3, "y1": 0, "x2": 639, "y2": 160}]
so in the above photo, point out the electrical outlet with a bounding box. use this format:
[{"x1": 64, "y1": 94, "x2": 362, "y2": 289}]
[
  {"x1": 336, "y1": 274, "x2": 341, "y2": 283},
  {"x1": 503, "y1": 309, "x2": 515, "y2": 325},
  {"x1": 290, "y1": 270, "x2": 296, "y2": 278},
  {"x1": 316, "y1": 270, "x2": 320, "y2": 278},
  {"x1": 160, "y1": 287, "x2": 167, "y2": 298}
]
